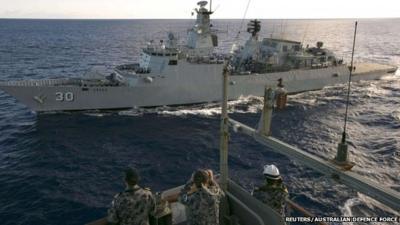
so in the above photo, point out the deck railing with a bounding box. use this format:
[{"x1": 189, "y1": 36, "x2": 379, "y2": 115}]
[{"x1": 0, "y1": 78, "x2": 73, "y2": 87}]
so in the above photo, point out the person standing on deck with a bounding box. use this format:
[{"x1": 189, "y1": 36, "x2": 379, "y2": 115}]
[
  {"x1": 252, "y1": 164, "x2": 289, "y2": 216},
  {"x1": 107, "y1": 168, "x2": 156, "y2": 225},
  {"x1": 179, "y1": 169, "x2": 225, "y2": 225},
  {"x1": 205, "y1": 169, "x2": 222, "y2": 193},
  {"x1": 205, "y1": 169, "x2": 227, "y2": 225}
]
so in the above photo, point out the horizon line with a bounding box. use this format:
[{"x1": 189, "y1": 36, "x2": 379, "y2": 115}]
[{"x1": 1, "y1": 17, "x2": 399, "y2": 20}]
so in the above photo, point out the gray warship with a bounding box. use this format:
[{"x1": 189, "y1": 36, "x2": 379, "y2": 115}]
[{"x1": 0, "y1": 1, "x2": 397, "y2": 112}]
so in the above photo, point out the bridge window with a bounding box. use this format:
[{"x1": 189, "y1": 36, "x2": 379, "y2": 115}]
[{"x1": 168, "y1": 60, "x2": 178, "y2": 65}]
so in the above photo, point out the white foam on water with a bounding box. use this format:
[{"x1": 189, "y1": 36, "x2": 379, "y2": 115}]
[
  {"x1": 159, "y1": 107, "x2": 221, "y2": 116},
  {"x1": 83, "y1": 113, "x2": 106, "y2": 117},
  {"x1": 156, "y1": 95, "x2": 263, "y2": 117},
  {"x1": 340, "y1": 193, "x2": 399, "y2": 225},
  {"x1": 364, "y1": 83, "x2": 392, "y2": 96},
  {"x1": 118, "y1": 110, "x2": 143, "y2": 117},
  {"x1": 381, "y1": 73, "x2": 400, "y2": 80},
  {"x1": 341, "y1": 196, "x2": 362, "y2": 218}
]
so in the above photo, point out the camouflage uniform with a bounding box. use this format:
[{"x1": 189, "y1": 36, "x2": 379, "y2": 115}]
[
  {"x1": 253, "y1": 182, "x2": 288, "y2": 216},
  {"x1": 179, "y1": 183, "x2": 225, "y2": 225},
  {"x1": 107, "y1": 185, "x2": 156, "y2": 225},
  {"x1": 154, "y1": 192, "x2": 172, "y2": 219}
]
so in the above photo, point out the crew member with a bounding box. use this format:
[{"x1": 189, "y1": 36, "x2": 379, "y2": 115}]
[
  {"x1": 179, "y1": 169, "x2": 224, "y2": 225},
  {"x1": 205, "y1": 169, "x2": 227, "y2": 225},
  {"x1": 275, "y1": 78, "x2": 288, "y2": 109},
  {"x1": 253, "y1": 164, "x2": 289, "y2": 216},
  {"x1": 107, "y1": 168, "x2": 156, "y2": 225},
  {"x1": 205, "y1": 169, "x2": 220, "y2": 191}
]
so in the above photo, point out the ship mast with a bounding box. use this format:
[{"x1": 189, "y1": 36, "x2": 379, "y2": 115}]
[
  {"x1": 186, "y1": 1, "x2": 216, "y2": 54},
  {"x1": 334, "y1": 21, "x2": 358, "y2": 168}
]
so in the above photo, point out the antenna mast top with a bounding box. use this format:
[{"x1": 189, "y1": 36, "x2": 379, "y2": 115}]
[
  {"x1": 247, "y1": 19, "x2": 261, "y2": 37},
  {"x1": 197, "y1": 1, "x2": 213, "y2": 15},
  {"x1": 197, "y1": 1, "x2": 208, "y2": 7}
]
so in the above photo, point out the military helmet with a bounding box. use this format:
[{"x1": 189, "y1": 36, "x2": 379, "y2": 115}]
[{"x1": 263, "y1": 164, "x2": 281, "y2": 180}]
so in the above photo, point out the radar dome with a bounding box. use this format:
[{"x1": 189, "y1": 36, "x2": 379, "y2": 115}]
[{"x1": 197, "y1": 1, "x2": 208, "y2": 7}]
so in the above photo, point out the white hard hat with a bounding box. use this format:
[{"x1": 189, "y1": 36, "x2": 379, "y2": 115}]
[{"x1": 263, "y1": 164, "x2": 281, "y2": 180}]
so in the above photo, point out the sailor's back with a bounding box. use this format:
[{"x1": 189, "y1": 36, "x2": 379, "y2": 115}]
[{"x1": 107, "y1": 168, "x2": 156, "y2": 225}]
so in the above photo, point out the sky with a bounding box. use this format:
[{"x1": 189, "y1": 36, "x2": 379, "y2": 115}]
[{"x1": 0, "y1": 0, "x2": 399, "y2": 19}]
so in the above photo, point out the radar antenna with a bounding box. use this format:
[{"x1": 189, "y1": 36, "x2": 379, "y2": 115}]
[
  {"x1": 197, "y1": 0, "x2": 213, "y2": 15},
  {"x1": 197, "y1": 1, "x2": 208, "y2": 7},
  {"x1": 247, "y1": 19, "x2": 261, "y2": 37}
]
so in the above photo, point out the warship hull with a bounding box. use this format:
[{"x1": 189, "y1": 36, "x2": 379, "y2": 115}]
[{"x1": 0, "y1": 63, "x2": 396, "y2": 112}]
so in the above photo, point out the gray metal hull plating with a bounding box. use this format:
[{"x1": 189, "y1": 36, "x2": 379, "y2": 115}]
[{"x1": 0, "y1": 63, "x2": 396, "y2": 112}]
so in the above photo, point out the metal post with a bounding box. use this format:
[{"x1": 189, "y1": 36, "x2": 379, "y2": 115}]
[
  {"x1": 219, "y1": 63, "x2": 230, "y2": 191},
  {"x1": 258, "y1": 87, "x2": 274, "y2": 136},
  {"x1": 335, "y1": 21, "x2": 358, "y2": 166}
]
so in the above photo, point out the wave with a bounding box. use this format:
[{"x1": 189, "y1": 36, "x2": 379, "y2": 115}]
[
  {"x1": 340, "y1": 193, "x2": 399, "y2": 224},
  {"x1": 86, "y1": 96, "x2": 263, "y2": 118}
]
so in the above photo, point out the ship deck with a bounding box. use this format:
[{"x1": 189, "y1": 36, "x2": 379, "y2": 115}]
[{"x1": 353, "y1": 63, "x2": 397, "y2": 75}]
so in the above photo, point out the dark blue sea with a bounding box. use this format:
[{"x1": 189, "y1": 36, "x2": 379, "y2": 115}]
[{"x1": 0, "y1": 19, "x2": 399, "y2": 225}]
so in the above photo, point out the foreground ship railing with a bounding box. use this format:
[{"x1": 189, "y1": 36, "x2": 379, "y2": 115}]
[
  {"x1": 228, "y1": 110, "x2": 400, "y2": 211},
  {"x1": 224, "y1": 87, "x2": 400, "y2": 213},
  {"x1": 86, "y1": 179, "x2": 326, "y2": 225}
]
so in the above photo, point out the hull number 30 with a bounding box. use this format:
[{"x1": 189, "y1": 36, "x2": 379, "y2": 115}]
[{"x1": 56, "y1": 92, "x2": 74, "y2": 101}]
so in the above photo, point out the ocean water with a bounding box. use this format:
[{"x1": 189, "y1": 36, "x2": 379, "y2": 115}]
[{"x1": 0, "y1": 19, "x2": 399, "y2": 225}]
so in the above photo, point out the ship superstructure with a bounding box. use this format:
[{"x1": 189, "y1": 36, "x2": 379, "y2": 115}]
[{"x1": 231, "y1": 20, "x2": 341, "y2": 74}]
